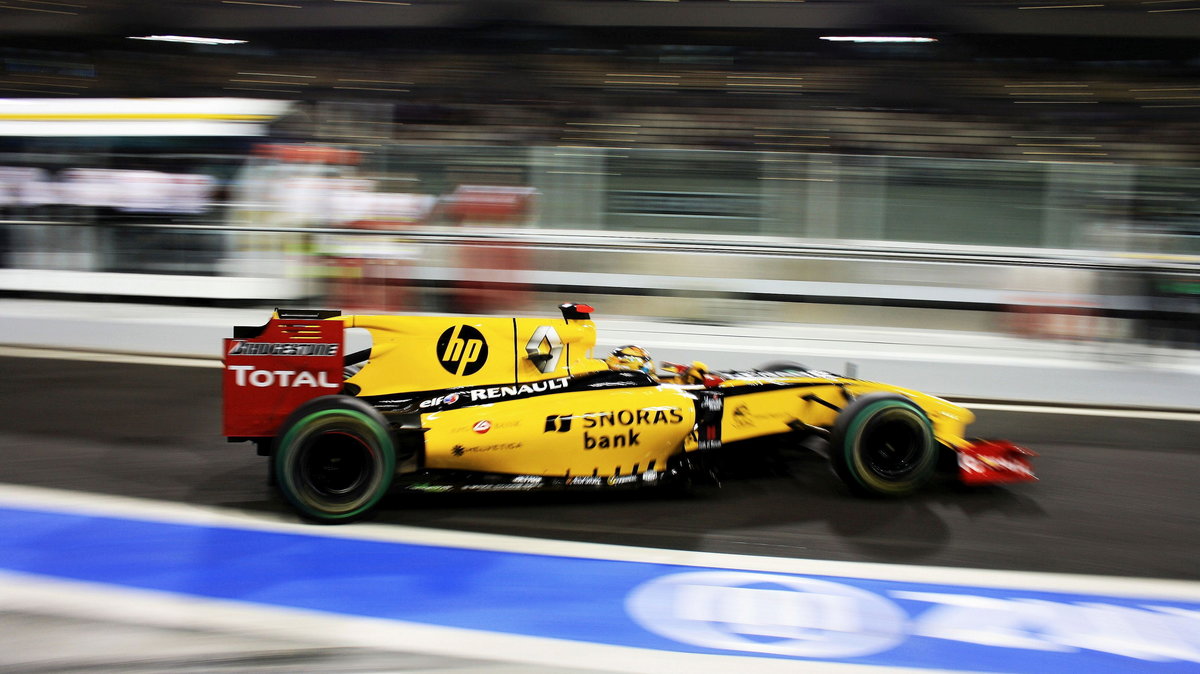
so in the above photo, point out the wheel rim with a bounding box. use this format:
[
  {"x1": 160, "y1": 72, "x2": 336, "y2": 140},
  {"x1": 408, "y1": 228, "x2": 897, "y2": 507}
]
[
  {"x1": 297, "y1": 430, "x2": 374, "y2": 500},
  {"x1": 861, "y1": 411, "x2": 926, "y2": 479}
]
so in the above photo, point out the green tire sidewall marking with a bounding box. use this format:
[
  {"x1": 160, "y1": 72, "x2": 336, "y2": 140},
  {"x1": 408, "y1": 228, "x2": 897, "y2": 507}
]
[
  {"x1": 277, "y1": 407, "x2": 396, "y2": 520},
  {"x1": 842, "y1": 399, "x2": 933, "y2": 494}
]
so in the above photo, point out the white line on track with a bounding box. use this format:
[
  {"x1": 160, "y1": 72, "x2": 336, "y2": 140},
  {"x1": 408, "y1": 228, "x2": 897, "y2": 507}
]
[
  {"x1": 0, "y1": 345, "x2": 220, "y2": 368},
  {"x1": 961, "y1": 401, "x2": 1200, "y2": 422}
]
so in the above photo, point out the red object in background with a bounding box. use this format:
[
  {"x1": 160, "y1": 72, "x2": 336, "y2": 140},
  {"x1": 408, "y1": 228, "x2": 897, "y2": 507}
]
[
  {"x1": 442, "y1": 186, "x2": 537, "y2": 314},
  {"x1": 453, "y1": 243, "x2": 529, "y2": 314},
  {"x1": 253, "y1": 143, "x2": 362, "y2": 165},
  {"x1": 324, "y1": 216, "x2": 428, "y2": 313},
  {"x1": 442, "y1": 185, "x2": 537, "y2": 222},
  {"x1": 326, "y1": 257, "x2": 411, "y2": 313},
  {"x1": 223, "y1": 318, "x2": 345, "y2": 438},
  {"x1": 956, "y1": 439, "x2": 1038, "y2": 486},
  {"x1": 1005, "y1": 296, "x2": 1105, "y2": 341}
]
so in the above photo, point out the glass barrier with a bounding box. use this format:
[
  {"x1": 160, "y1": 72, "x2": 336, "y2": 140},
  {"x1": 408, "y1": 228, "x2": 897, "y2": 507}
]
[
  {"x1": 1, "y1": 143, "x2": 1196, "y2": 346},
  {"x1": 2, "y1": 144, "x2": 1197, "y2": 289}
]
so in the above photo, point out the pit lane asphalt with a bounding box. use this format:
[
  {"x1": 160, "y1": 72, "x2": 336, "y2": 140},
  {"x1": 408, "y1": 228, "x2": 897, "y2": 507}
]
[{"x1": 2, "y1": 355, "x2": 1197, "y2": 582}]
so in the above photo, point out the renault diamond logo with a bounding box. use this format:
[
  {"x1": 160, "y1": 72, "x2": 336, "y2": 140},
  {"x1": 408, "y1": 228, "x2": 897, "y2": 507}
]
[{"x1": 525, "y1": 325, "x2": 564, "y2": 373}]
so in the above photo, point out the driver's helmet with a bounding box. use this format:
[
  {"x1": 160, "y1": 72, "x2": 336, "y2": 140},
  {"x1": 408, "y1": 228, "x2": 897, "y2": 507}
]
[{"x1": 605, "y1": 345, "x2": 654, "y2": 375}]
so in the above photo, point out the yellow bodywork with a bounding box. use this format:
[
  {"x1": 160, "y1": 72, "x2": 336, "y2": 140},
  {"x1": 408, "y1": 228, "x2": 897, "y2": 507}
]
[
  {"x1": 329, "y1": 310, "x2": 976, "y2": 480},
  {"x1": 422, "y1": 387, "x2": 697, "y2": 477},
  {"x1": 338, "y1": 311, "x2": 699, "y2": 478},
  {"x1": 715, "y1": 374, "x2": 976, "y2": 451},
  {"x1": 341, "y1": 313, "x2": 609, "y2": 397}
]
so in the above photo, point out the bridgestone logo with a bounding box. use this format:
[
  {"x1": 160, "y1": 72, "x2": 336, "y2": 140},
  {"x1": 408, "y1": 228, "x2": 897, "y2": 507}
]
[{"x1": 228, "y1": 341, "x2": 340, "y2": 357}]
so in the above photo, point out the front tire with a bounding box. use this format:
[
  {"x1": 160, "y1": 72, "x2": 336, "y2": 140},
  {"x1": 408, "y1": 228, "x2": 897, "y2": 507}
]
[
  {"x1": 273, "y1": 395, "x2": 396, "y2": 523},
  {"x1": 830, "y1": 393, "x2": 936, "y2": 497}
]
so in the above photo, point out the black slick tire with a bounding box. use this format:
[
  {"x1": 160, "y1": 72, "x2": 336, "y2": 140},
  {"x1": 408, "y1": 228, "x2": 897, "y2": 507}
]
[
  {"x1": 273, "y1": 395, "x2": 396, "y2": 523},
  {"x1": 829, "y1": 392, "x2": 936, "y2": 497}
]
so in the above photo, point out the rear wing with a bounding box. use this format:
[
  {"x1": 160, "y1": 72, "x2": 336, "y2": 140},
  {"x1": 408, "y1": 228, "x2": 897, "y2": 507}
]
[
  {"x1": 223, "y1": 310, "x2": 345, "y2": 439},
  {"x1": 223, "y1": 303, "x2": 602, "y2": 439}
]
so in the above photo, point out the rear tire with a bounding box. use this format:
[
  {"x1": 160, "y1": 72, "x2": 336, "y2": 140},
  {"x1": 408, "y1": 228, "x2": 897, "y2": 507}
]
[
  {"x1": 830, "y1": 393, "x2": 936, "y2": 497},
  {"x1": 273, "y1": 395, "x2": 396, "y2": 523}
]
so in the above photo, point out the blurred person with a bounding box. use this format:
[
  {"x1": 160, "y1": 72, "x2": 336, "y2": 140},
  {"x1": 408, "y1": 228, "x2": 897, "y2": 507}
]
[
  {"x1": 660, "y1": 359, "x2": 714, "y2": 386},
  {"x1": 606, "y1": 345, "x2": 714, "y2": 385}
]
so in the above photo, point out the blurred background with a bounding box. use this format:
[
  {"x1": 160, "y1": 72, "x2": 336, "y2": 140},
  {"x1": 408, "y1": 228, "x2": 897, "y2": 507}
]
[{"x1": 1, "y1": 0, "x2": 1198, "y2": 345}]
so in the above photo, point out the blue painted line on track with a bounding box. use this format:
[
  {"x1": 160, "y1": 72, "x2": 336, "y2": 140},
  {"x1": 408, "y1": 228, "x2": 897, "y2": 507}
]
[{"x1": 2, "y1": 505, "x2": 1198, "y2": 672}]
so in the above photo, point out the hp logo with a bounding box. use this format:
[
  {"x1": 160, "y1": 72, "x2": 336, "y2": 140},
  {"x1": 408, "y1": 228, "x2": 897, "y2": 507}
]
[{"x1": 437, "y1": 325, "x2": 488, "y2": 376}]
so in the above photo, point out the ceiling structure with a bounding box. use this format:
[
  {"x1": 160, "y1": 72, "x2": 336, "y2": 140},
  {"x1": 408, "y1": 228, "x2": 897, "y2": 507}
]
[{"x1": 1, "y1": 0, "x2": 1199, "y2": 42}]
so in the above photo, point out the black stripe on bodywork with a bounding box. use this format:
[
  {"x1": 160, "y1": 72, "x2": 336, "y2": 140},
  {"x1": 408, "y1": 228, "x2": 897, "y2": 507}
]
[{"x1": 361, "y1": 369, "x2": 657, "y2": 414}]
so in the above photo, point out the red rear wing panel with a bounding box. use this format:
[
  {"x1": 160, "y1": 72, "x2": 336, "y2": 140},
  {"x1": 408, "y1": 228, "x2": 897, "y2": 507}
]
[{"x1": 222, "y1": 318, "x2": 345, "y2": 438}]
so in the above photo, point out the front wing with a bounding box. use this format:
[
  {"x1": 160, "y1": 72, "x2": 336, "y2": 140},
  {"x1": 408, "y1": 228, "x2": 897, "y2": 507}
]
[{"x1": 955, "y1": 439, "x2": 1038, "y2": 485}]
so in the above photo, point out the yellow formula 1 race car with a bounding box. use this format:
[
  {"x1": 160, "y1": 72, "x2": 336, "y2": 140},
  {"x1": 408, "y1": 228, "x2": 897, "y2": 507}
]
[{"x1": 223, "y1": 303, "x2": 1035, "y2": 523}]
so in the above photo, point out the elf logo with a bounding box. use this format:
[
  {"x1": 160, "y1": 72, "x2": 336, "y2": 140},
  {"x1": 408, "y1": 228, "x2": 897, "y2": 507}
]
[
  {"x1": 420, "y1": 392, "x2": 462, "y2": 409},
  {"x1": 544, "y1": 414, "x2": 573, "y2": 433},
  {"x1": 437, "y1": 325, "x2": 488, "y2": 376}
]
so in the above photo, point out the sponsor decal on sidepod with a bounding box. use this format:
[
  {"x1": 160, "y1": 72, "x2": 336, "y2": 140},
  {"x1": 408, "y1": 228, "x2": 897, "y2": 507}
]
[
  {"x1": 543, "y1": 408, "x2": 686, "y2": 450},
  {"x1": 420, "y1": 378, "x2": 570, "y2": 409}
]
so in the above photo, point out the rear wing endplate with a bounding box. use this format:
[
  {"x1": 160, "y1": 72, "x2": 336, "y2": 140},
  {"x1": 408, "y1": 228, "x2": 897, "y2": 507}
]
[{"x1": 223, "y1": 311, "x2": 345, "y2": 439}]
